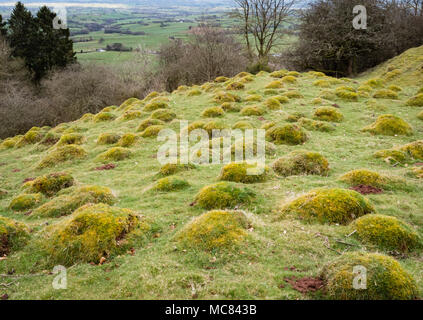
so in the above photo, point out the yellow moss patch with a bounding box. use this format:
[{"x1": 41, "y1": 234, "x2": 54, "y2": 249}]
[
  {"x1": 266, "y1": 124, "x2": 308, "y2": 145},
  {"x1": 264, "y1": 89, "x2": 279, "y2": 95},
  {"x1": 143, "y1": 91, "x2": 160, "y2": 102},
  {"x1": 32, "y1": 185, "x2": 116, "y2": 218},
  {"x1": 118, "y1": 133, "x2": 138, "y2": 147},
  {"x1": 273, "y1": 95, "x2": 290, "y2": 104},
  {"x1": 400, "y1": 140, "x2": 423, "y2": 159},
  {"x1": 37, "y1": 145, "x2": 87, "y2": 169},
  {"x1": 321, "y1": 252, "x2": 418, "y2": 300},
  {"x1": 140, "y1": 125, "x2": 164, "y2": 138},
  {"x1": 0, "y1": 216, "x2": 30, "y2": 255},
  {"x1": 56, "y1": 133, "x2": 85, "y2": 146},
  {"x1": 93, "y1": 112, "x2": 116, "y2": 123},
  {"x1": 308, "y1": 71, "x2": 326, "y2": 77},
  {"x1": 151, "y1": 109, "x2": 176, "y2": 122},
  {"x1": 240, "y1": 105, "x2": 265, "y2": 116},
  {"x1": 119, "y1": 110, "x2": 144, "y2": 121},
  {"x1": 417, "y1": 110, "x2": 423, "y2": 120},
  {"x1": 265, "y1": 80, "x2": 283, "y2": 89},
  {"x1": 215, "y1": 76, "x2": 229, "y2": 83},
  {"x1": 187, "y1": 88, "x2": 202, "y2": 96},
  {"x1": 97, "y1": 133, "x2": 121, "y2": 145},
  {"x1": 410, "y1": 166, "x2": 423, "y2": 178},
  {"x1": 281, "y1": 76, "x2": 297, "y2": 84},
  {"x1": 201, "y1": 106, "x2": 225, "y2": 118},
  {"x1": 226, "y1": 82, "x2": 245, "y2": 90},
  {"x1": 335, "y1": 89, "x2": 358, "y2": 101},
  {"x1": 283, "y1": 90, "x2": 303, "y2": 99},
  {"x1": 158, "y1": 163, "x2": 195, "y2": 176},
  {"x1": 270, "y1": 70, "x2": 288, "y2": 78},
  {"x1": 219, "y1": 162, "x2": 269, "y2": 183},
  {"x1": 42, "y1": 203, "x2": 150, "y2": 265},
  {"x1": 1, "y1": 135, "x2": 23, "y2": 149},
  {"x1": 15, "y1": 127, "x2": 46, "y2": 147},
  {"x1": 261, "y1": 121, "x2": 276, "y2": 130},
  {"x1": 97, "y1": 147, "x2": 131, "y2": 162},
  {"x1": 281, "y1": 188, "x2": 375, "y2": 224},
  {"x1": 153, "y1": 176, "x2": 190, "y2": 191},
  {"x1": 373, "y1": 149, "x2": 407, "y2": 163},
  {"x1": 118, "y1": 98, "x2": 142, "y2": 111},
  {"x1": 298, "y1": 117, "x2": 336, "y2": 132},
  {"x1": 313, "y1": 80, "x2": 330, "y2": 88},
  {"x1": 24, "y1": 172, "x2": 74, "y2": 196},
  {"x1": 362, "y1": 114, "x2": 413, "y2": 136},
  {"x1": 136, "y1": 119, "x2": 164, "y2": 132},
  {"x1": 203, "y1": 120, "x2": 228, "y2": 136},
  {"x1": 213, "y1": 91, "x2": 241, "y2": 103},
  {"x1": 373, "y1": 89, "x2": 399, "y2": 99},
  {"x1": 220, "y1": 102, "x2": 240, "y2": 113},
  {"x1": 176, "y1": 210, "x2": 249, "y2": 251},
  {"x1": 339, "y1": 169, "x2": 386, "y2": 187},
  {"x1": 319, "y1": 90, "x2": 336, "y2": 101},
  {"x1": 286, "y1": 112, "x2": 306, "y2": 123},
  {"x1": 232, "y1": 121, "x2": 254, "y2": 130},
  {"x1": 9, "y1": 193, "x2": 43, "y2": 211},
  {"x1": 80, "y1": 113, "x2": 94, "y2": 122},
  {"x1": 314, "y1": 106, "x2": 344, "y2": 122},
  {"x1": 388, "y1": 85, "x2": 402, "y2": 92},
  {"x1": 264, "y1": 97, "x2": 281, "y2": 110},
  {"x1": 352, "y1": 214, "x2": 422, "y2": 252},
  {"x1": 143, "y1": 100, "x2": 169, "y2": 112},
  {"x1": 245, "y1": 94, "x2": 262, "y2": 102},
  {"x1": 365, "y1": 78, "x2": 385, "y2": 88},
  {"x1": 194, "y1": 182, "x2": 255, "y2": 210},
  {"x1": 406, "y1": 93, "x2": 423, "y2": 106},
  {"x1": 273, "y1": 150, "x2": 329, "y2": 177}
]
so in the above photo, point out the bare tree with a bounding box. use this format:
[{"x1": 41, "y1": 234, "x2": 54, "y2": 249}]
[{"x1": 233, "y1": 0, "x2": 297, "y2": 64}]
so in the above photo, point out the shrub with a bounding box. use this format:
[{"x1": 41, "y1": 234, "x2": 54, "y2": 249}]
[
  {"x1": 314, "y1": 106, "x2": 344, "y2": 122},
  {"x1": 405, "y1": 93, "x2": 423, "y2": 106},
  {"x1": 400, "y1": 140, "x2": 423, "y2": 160},
  {"x1": 37, "y1": 145, "x2": 87, "y2": 169},
  {"x1": 226, "y1": 82, "x2": 245, "y2": 90},
  {"x1": 93, "y1": 112, "x2": 116, "y2": 123},
  {"x1": 339, "y1": 169, "x2": 386, "y2": 187},
  {"x1": 56, "y1": 133, "x2": 85, "y2": 146},
  {"x1": 24, "y1": 172, "x2": 74, "y2": 196},
  {"x1": 265, "y1": 124, "x2": 308, "y2": 145},
  {"x1": 151, "y1": 109, "x2": 176, "y2": 122},
  {"x1": 272, "y1": 150, "x2": 329, "y2": 177},
  {"x1": 97, "y1": 147, "x2": 131, "y2": 162},
  {"x1": 42, "y1": 203, "x2": 150, "y2": 265},
  {"x1": 136, "y1": 119, "x2": 165, "y2": 132},
  {"x1": 194, "y1": 182, "x2": 255, "y2": 210},
  {"x1": 264, "y1": 98, "x2": 281, "y2": 110},
  {"x1": 232, "y1": 121, "x2": 254, "y2": 130},
  {"x1": 352, "y1": 214, "x2": 422, "y2": 252},
  {"x1": 265, "y1": 80, "x2": 283, "y2": 89},
  {"x1": 32, "y1": 185, "x2": 116, "y2": 218},
  {"x1": 362, "y1": 114, "x2": 413, "y2": 136},
  {"x1": 201, "y1": 106, "x2": 225, "y2": 118},
  {"x1": 321, "y1": 252, "x2": 418, "y2": 300},
  {"x1": 373, "y1": 89, "x2": 399, "y2": 99},
  {"x1": 213, "y1": 91, "x2": 241, "y2": 103},
  {"x1": 281, "y1": 76, "x2": 297, "y2": 84},
  {"x1": 153, "y1": 176, "x2": 190, "y2": 191},
  {"x1": 281, "y1": 188, "x2": 375, "y2": 224},
  {"x1": 215, "y1": 76, "x2": 229, "y2": 83},
  {"x1": 9, "y1": 193, "x2": 43, "y2": 211},
  {"x1": 143, "y1": 101, "x2": 169, "y2": 112},
  {"x1": 245, "y1": 94, "x2": 262, "y2": 102},
  {"x1": 298, "y1": 117, "x2": 336, "y2": 132},
  {"x1": 140, "y1": 125, "x2": 164, "y2": 138},
  {"x1": 97, "y1": 133, "x2": 121, "y2": 145},
  {"x1": 158, "y1": 163, "x2": 195, "y2": 176},
  {"x1": 240, "y1": 105, "x2": 265, "y2": 116},
  {"x1": 0, "y1": 216, "x2": 30, "y2": 256},
  {"x1": 118, "y1": 110, "x2": 144, "y2": 121},
  {"x1": 283, "y1": 91, "x2": 303, "y2": 99},
  {"x1": 176, "y1": 210, "x2": 249, "y2": 251},
  {"x1": 219, "y1": 162, "x2": 269, "y2": 183},
  {"x1": 313, "y1": 80, "x2": 330, "y2": 88},
  {"x1": 118, "y1": 133, "x2": 138, "y2": 147}
]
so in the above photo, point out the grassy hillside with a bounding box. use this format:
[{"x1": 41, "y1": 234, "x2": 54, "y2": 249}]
[{"x1": 0, "y1": 46, "x2": 423, "y2": 300}]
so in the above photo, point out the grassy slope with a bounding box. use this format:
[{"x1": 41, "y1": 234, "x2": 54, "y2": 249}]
[{"x1": 0, "y1": 47, "x2": 423, "y2": 300}]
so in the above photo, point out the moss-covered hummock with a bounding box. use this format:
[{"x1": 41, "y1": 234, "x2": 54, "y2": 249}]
[
  {"x1": 281, "y1": 76, "x2": 297, "y2": 84},
  {"x1": 265, "y1": 124, "x2": 308, "y2": 145},
  {"x1": 118, "y1": 133, "x2": 138, "y2": 147},
  {"x1": 96, "y1": 147, "x2": 131, "y2": 162},
  {"x1": 265, "y1": 80, "x2": 283, "y2": 89},
  {"x1": 215, "y1": 76, "x2": 229, "y2": 83},
  {"x1": 153, "y1": 176, "x2": 190, "y2": 191},
  {"x1": 0, "y1": 216, "x2": 30, "y2": 256},
  {"x1": 143, "y1": 100, "x2": 169, "y2": 112},
  {"x1": 0, "y1": 135, "x2": 23, "y2": 149},
  {"x1": 335, "y1": 89, "x2": 358, "y2": 101},
  {"x1": 270, "y1": 70, "x2": 287, "y2": 78},
  {"x1": 373, "y1": 89, "x2": 399, "y2": 99},
  {"x1": 240, "y1": 105, "x2": 265, "y2": 116},
  {"x1": 373, "y1": 149, "x2": 407, "y2": 163},
  {"x1": 220, "y1": 102, "x2": 240, "y2": 113},
  {"x1": 119, "y1": 110, "x2": 144, "y2": 121},
  {"x1": 272, "y1": 150, "x2": 330, "y2": 177},
  {"x1": 283, "y1": 90, "x2": 303, "y2": 99},
  {"x1": 151, "y1": 109, "x2": 176, "y2": 122},
  {"x1": 405, "y1": 93, "x2": 423, "y2": 107},
  {"x1": 140, "y1": 125, "x2": 164, "y2": 138},
  {"x1": 158, "y1": 163, "x2": 195, "y2": 176},
  {"x1": 24, "y1": 172, "x2": 74, "y2": 196},
  {"x1": 219, "y1": 162, "x2": 269, "y2": 183},
  {"x1": 339, "y1": 169, "x2": 386, "y2": 187},
  {"x1": 118, "y1": 98, "x2": 142, "y2": 111},
  {"x1": 321, "y1": 252, "x2": 418, "y2": 300},
  {"x1": 418, "y1": 110, "x2": 423, "y2": 121},
  {"x1": 245, "y1": 94, "x2": 262, "y2": 102},
  {"x1": 232, "y1": 121, "x2": 254, "y2": 130},
  {"x1": 352, "y1": 214, "x2": 422, "y2": 252},
  {"x1": 362, "y1": 114, "x2": 413, "y2": 136},
  {"x1": 15, "y1": 127, "x2": 46, "y2": 147},
  {"x1": 313, "y1": 80, "x2": 330, "y2": 88},
  {"x1": 314, "y1": 106, "x2": 344, "y2": 122},
  {"x1": 226, "y1": 81, "x2": 245, "y2": 90},
  {"x1": 56, "y1": 133, "x2": 85, "y2": 146},
  {"x1": 136, "y1": 119, "x2": 164, "y2": 132},
  {"x1": 410, "y1": 166, "x2": 423, "y2": 179},
  {"x1": 213, "y1": 91, "x2": 241, "y2": 103},
  {"x1": 194, "y1": 182, "x2": 255, "y2": 210},
  {"x1": 97, "y1": 133, "x2": 121, "y2": 145},
  {"x1": 286, "y1": 112, "x2": 306, "y2": 123},
  {"x1": 93, "y1": 112, "x2": 116, "y2": 123},
  {"x1": 9, "y1": 193, "x2": 43, "y2": 211},
  {"x1": 298, "y1": 117, "x2": 336, "y2": 132},
  {"x1": 32, "y1": 185, "x2": 116, "y2": 218},
  {"x1": 176, "y1": 210, "x2": 249, "y2": 251},
  {"x1": 264, "y1": 97, "x2": 281, "y2": 110},
  {"x1": 201, "y1": 106, "x2": 225, "y2": 118},
  {"x1": 281, "y1": 188, "x2": 375, "y2": 224},
  {"x1": 37, "y1": 145, "x2": 87, "y2": 169},
  {"x1": 42, "y1": 203, "x2": 150, "y2": 265}
]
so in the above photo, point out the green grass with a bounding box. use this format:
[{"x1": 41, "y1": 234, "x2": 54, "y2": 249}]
[{"x1": 1, "y1": 47, "x2": 423, "y2": 300}]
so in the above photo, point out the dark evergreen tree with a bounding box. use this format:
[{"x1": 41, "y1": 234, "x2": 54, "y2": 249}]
[{"x1": 0, "y1": 14, "x2": 7, "y2": 36}]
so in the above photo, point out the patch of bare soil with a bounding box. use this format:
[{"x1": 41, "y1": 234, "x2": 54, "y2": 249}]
[
  {"x1": 350, "y1": 184, "x2": 383, "y2": 195},
  {"x1": 283, "y1": 276, "x2": 324, "y2": 294},
  {"x1": 93, "y1": 163, "x2": 116, "y2": 171}
]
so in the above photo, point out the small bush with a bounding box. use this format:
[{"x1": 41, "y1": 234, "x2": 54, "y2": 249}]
[
  {"x1": 42, "y1": 203, "x2": 150, "y2": 265},
  {"x1": 219, "y1": 162, "x2": 269, "y2": 183},
  {"x1": 201, "y1": 106, "x2": 225, "y2": 118},
  {"x1": 240, "y1": 105, "x2": 265, "y2": 116},
  {"x1": 265, "y1": 80, "x2": 283, "y2": 89},
  {"x1": 373, "y1": 89, "x2": 399, "y2": 99},
  {"x1": 118, "y1": 133, "x2": 138, "y2": 147},
  {"x1": 314, "y1": 106, "x2": 344, "y2": 122},
  {"x1": 362, "y1": 114, "x2": 413, "y2": 136},
  {"x1": 97, "y1": 133, "x2": 121, "y2": 145},
  {"x1": 56, "y1": 133, "x2": 85, "y2": 146},
  {"x1": 226, "y1": 82, "x2": 245, "y2": 90},
  {"x1": 24, "y1": 172, "x2": 74, "y2": 196},
  {"x1": 136, "y1": 119, "x2": 164, "y2": 132},
  {"x1": 272, "y1": 150, "x2": 329, "y2": 177},
  {"x1": 298, "y1": 117, "x2": 335, "y2": 132},
  {"x1": 9, "y1": 193, "x2": 43, "y2": 211},
  {"x1": 321, "y1": 252, "x2": 418, "y2": 300},
  {"x1": 153, "y1": 176, "x2": 190, "y2": 191},
  {"x1": 140, "y1": 125, "x2": 164, "y2": 138},
  {"x1": 37, "y1": 145, "x2": 87, "y2": 169},
  {"x1": 32, "y1": 185, "x2": 116, "y2": 218},
  {"x1": 93, "y1": 112, "x2": 116, "y2": 123},
  {"x1": 264, "y1": 98, "x2": 281, "y2": 110},
  {"x1": 143, "y1": 101, "x2": 169, "y2": 112},
  {"x1": 232, "y1": 121, "x2": 254, "y2": 130},
  {"x1": 339, "y1": 169, "x2": 386, "y2": 187},
  {"x1": 97, "y1": 147, "x2": 131, "y2": 162},
  {"x1": 405, "y1": 93, "x2": 423, "y2": 106},
  {"x1": 281, "y1": 188, "x2": 375, "y2": 224},
  {"x1": 0, "y1": 216, "x2": 30, "y2": 256},
  {"x1": 265, "y1": 124, "x2": 308, "y2": 145},
  {"x1": 194, "y1": 182, "x2": 255, "y2": 210},
  {"x1": 352, "y1": 214, "x2": 422, "y2": 252},
  {"x1": 175, "y1": 210, "x2": 249, "y2": 251}
]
